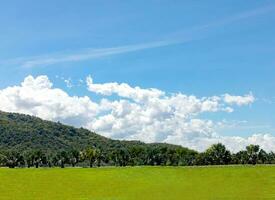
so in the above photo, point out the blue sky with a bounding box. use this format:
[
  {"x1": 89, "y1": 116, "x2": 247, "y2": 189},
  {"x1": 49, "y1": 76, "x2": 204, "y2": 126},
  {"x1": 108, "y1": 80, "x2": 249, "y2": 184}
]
[{"x1": 0, "y1": 0, "x2": 275, "y2": 150}]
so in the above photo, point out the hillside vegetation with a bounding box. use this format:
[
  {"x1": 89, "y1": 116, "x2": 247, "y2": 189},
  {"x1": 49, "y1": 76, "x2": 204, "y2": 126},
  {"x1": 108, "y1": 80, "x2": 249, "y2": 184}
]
[
  {"x1": 0, "y1": 110, "x2": 183, "y2": 152},
  {"x1": 0, "y1": 111, "x2": 197, "y2": 167},
  {"x1": 0, "y1": 110, "x2": 275, "y2": 168}
]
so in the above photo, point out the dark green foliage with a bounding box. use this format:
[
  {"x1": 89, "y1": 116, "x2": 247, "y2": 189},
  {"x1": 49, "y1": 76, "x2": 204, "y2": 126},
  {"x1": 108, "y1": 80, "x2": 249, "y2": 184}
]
[
  {"x1": 68, "y1": 149, "x2": 80, "y2": 167},
  {"x1": 204, "y1": 143, "x2": 231, "y2": 165},
  {"x1": 246, "y1": 144, "x2": 260, "y2": 165},
  {"x1": 0, "y1": 150, "x2": 24, "y2": 168},
  {"x1": 0, "y1": 111, "x2": 110, "y2": 152},
  {"x1": 0, "y1": 111, "x2": 197, "y2": 167},
  {"x1": 0, "y1": 111, "x2": 275, "y2": 168}
]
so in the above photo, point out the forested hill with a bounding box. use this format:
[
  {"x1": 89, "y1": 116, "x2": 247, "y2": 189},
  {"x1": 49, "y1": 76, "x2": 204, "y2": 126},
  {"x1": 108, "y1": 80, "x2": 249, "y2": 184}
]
[
  {"x1": 1, "y1": 111, "x2": 274, "y2": 168},
  {"x1": 0, "y1": 110, "x2": 188, "y2": 153}
]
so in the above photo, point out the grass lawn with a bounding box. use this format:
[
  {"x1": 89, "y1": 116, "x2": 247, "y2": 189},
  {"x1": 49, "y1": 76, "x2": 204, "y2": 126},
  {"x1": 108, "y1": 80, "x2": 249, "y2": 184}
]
[{"x1": 0, "y1": 165, "x2": 275, "y2": 200}]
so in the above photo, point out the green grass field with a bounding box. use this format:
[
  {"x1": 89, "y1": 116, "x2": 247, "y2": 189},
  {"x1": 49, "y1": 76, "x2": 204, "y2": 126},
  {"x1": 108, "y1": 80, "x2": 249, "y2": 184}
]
[{"x1": 0, "y1": 166, "x2": 275, "y2": 200}]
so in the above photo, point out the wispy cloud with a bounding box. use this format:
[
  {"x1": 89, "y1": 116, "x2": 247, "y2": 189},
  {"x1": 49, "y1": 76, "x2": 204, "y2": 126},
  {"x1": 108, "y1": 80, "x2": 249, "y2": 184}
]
[
  {"x1": 261, "y1": 97, "x2": 275, "y2": 104},
  {"x1": 192, "y1": 4, "x2": 275, "y2": 31},
  {"x1": 3, "y1": 4, "x2": 275, "y2": 68},
  {"x1": 216, "y1": 120, "x2": 272, "y2": 131},
  {"x1": 20, "y1": 40, "x2": 188, "y2": 68},
  {"x1": 0, "y1": 39, "x2": 191, "y2": 68}
]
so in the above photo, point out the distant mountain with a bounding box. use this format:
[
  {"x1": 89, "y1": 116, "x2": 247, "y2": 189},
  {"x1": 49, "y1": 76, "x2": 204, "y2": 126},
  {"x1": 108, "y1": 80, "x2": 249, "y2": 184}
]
[{"x1": 0, "y1": 110, "x2": 187, "y2": 153}]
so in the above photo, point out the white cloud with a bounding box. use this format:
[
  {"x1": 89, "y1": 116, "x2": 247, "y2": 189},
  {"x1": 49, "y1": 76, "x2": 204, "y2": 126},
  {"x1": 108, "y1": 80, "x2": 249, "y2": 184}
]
[
  {"x1": 0, "y1": 75, "x2": 98, "y2": 126},
  {"x1": 223, "y1": 93, "x2": 255, "y2": 106},
  {"x1": 86, "y1": 76, "x2": 165, "y2": 103},
  {"x1": 0, "y1": 75, "x2": 274, "y2": 152},
  {"x1": 208, "y1": 134, "x2": 275, "y2": 153},
  {"x1": 64, "y1": 78, "x2": 73, "y2": 88},
  {"x1": 17, "y1": 40, "x2": 184, "y2": 68}
]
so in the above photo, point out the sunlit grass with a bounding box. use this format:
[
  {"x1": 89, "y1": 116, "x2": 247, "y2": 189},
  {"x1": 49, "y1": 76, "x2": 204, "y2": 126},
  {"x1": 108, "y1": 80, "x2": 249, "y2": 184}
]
[{"x1": 0, "y1": 165, "x2": 275, "y2": 200}]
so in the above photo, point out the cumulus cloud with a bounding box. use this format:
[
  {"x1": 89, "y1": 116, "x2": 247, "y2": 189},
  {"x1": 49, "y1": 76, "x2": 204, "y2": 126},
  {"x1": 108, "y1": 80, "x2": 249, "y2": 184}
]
[
  {"x1": 0, "y1": 75, "x2": 273, "y2": 152},
  {"x1": 0, "y1": 75, "x2": 98, "y2": 126},
  {"x1": 86, "y1": 76, "x2": 164, "y2": 103}
]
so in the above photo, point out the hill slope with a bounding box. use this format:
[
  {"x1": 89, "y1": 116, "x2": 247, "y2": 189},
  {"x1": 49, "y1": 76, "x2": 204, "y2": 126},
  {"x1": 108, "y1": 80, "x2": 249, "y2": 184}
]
[{"x1": 0, "y1": 111, "x2": 187, "y2": 153}]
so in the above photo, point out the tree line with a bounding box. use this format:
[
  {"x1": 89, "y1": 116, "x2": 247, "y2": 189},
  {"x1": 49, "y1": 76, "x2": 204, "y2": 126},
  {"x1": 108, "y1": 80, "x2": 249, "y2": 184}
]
[{"x1": 1, "y1": 143, "x2": 275, "y2": 168}]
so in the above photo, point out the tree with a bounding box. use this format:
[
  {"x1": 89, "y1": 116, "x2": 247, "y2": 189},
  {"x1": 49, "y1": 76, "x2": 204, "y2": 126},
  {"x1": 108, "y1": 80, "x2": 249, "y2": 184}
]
[
  {"x1": 166, "y1": 148, "x2": 179, "y2": 166},
  {"x1": 0, "y1": 152, "x2": 6, "y2": 166},
  {"x1": 68, "y1": 149, "x2": 80, "y2": 167},
  {"x1": 128, "y1": 146, "x2": 147, "y2": 166},
  {"x1": 46, "y1": 153, "x2": 54, "y2": 167},
  {"x1": 195, "y1": 152, "x2": 209, "y2": 165},
  {"x1": 111, "y1": 148, "x2": 130, "y2": 166},
  {"x1": 84, "y1": 148, "x2": 97, "y2": 167},
  {"x1": 146, "y1": 147, "x2": 164, "y2": 166},
  {"x1": 204, "y1": 143, "x2": 231, "y2": 165},
  {"x1": 2, "y1": 151, "x2": 24, "y2": 168},
  {"x1": 54, "y1": 151, "x2": 69, "y2": 168},
  {"x1": 235, "y1": 150, "x2": 249, "y2": 164},
  {"x1": 258, "y1": 149, "x2": 268, "y2": 164},
  {"x1": 23, "y1": 151, "x2": 34, "y2": 168},
  {"x1": 33, "y1": 150, "x2": 46, "y2": 168},
  {"x1": 176, "y1": 148, "x2": 197, "y2": 166},
  {"x1": 94, "y1": 149, "x2": 102, "y2": 167},
  {"x1": 246, "y1": 144, "x2": 260, "y2": 165},
  {"x1": 267, "y1": 152, "x2": 275, "y2": 164}
]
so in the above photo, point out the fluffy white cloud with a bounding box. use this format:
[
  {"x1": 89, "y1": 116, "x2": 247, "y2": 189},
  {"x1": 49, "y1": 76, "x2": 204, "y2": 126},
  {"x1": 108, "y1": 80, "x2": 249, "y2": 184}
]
[
  {"x1": 0, "y1": 75, "x2": 274, "y2": 152},
  {"x1": 223, "y1": 93, "x2": 255, "y2": 106},
  {"x1": 0, "y1": 75, "x2": 98, "y2": 126},
  {"x1": 86, "y1": 76, "x2": 164, "y2": 103}
]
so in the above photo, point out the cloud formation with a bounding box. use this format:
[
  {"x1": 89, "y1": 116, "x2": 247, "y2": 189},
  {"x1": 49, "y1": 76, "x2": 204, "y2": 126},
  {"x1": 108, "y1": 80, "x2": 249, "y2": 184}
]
[
  {"x1": 0, "y1": 75, "x2": 98, "y2": 127},
  {"x1": 86, "y1": 75, "x2": 165, "y2": 103},
  {"x1": 223, "y1": 93, "x2": 255, "y2": 106},
  {"x1": 0, "y1": 75, "x2": 274, "y2": 152}
]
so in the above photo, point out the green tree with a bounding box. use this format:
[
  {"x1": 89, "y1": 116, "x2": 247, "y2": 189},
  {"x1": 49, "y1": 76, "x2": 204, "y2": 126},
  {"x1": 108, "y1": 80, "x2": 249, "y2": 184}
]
[
  {"x1": 111, "y1": 148, "x2": 130, "y2": 166},
  {"x1": 246, "y1": 144, "x2": 260, "y2": 165},
  {"x1": 33, "y1": 150, "x2": 46, "y2": 168},
  {"x1": 267, "y1": 152, "x2": 275, "y2": 164},
  {"x1": 2, "y1": 151, "x2": 24, "y2": 168},
  {"x1": 233, "y1": 150, "x2": 248, "y2": 164},
  {"x1": 23, "y1": 150, "x2": 34, "y2": 168},
  {"x1": 54, "y1": 151, "x2": 69, "y2": 168},
  {"x1": 258, "y1": 149, "x2": 268, "y2": 164},
  {"x1": 94, "y1": 149, "x2": 102, "y2": 167},
  {"x1": 204, "y1": 143, "x2": 231, "y2": 165},
  {"x1": 84, "y1": 148, "x2": 97, "y2": 167},
  {"x1": 195, "y1": 152, "x2": 209, "y2": 165},
  {"x1": 68, "y1": 149, "x2": 80, "y2": 167},
  {"x1": 0, "y1": 152, "x2": 6, "y2": 166}
]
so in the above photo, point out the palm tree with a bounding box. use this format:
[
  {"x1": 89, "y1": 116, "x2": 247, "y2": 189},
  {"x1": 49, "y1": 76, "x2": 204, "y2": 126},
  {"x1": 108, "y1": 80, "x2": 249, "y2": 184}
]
[
  {"x1": 93, "y1": 149, "x2": 102, "y2": 167},
  {"x1": 23, "y1": 151, "x2": 34, "y2": 168},
  {"x1": 3, "y1": 151, "x2": 24, "y2": 168},
  {"x1": 54, "y1": 151, "x2": 69, "y2": 168},
  {"x1": 69, "y1": 149, "x2": 80, "y2": 167},
  {"x1": 33, "y1": 150, "x2": 46, "y2": 168},
  {"x1": 84, "y1": 148, "x2": 96, "y2": 167}
]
